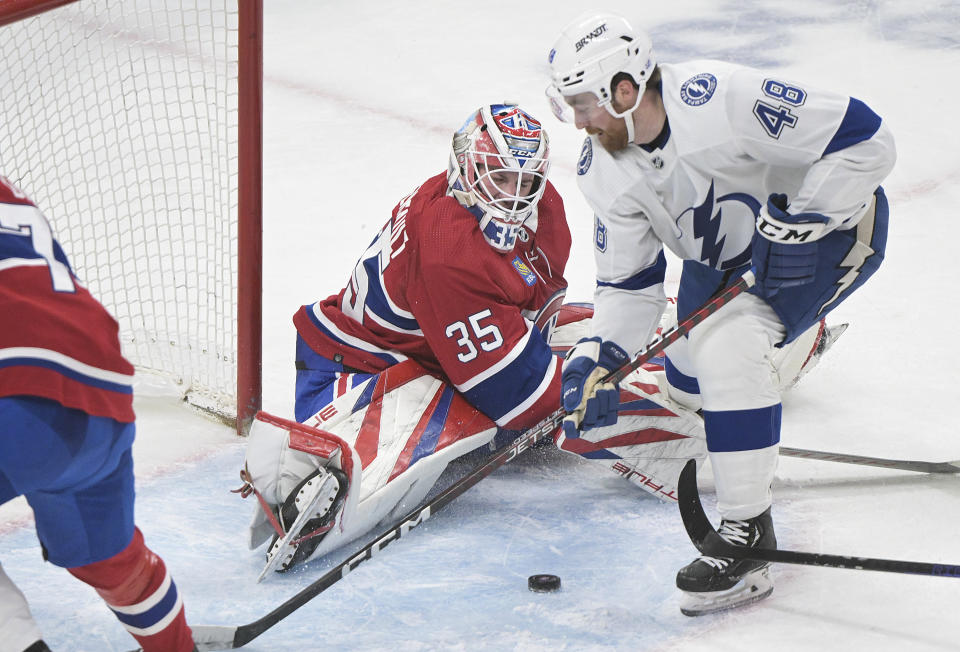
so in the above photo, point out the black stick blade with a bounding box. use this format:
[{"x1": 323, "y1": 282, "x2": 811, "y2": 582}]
[
  {"x1": 676, "y1": 459, "x2": 960, "y2": 579},
  {"x1": 677, "y1": 459, "x2": 738, "y2": 558}
]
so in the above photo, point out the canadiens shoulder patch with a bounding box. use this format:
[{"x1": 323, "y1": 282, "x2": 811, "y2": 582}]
[
  {"x1": 511, "y1": 256, "x2": 538, "y2": 286},
  {"x1": 680, "y1": 73, "x2": 718, "y2": 106},
  {"x1": 577, "y1": 137, "x2": 593, "y2": 175}
]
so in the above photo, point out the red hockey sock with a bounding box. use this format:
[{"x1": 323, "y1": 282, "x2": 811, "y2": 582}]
[{"x1": 68, "y1": 528, "x2": 194, "y2": 652}]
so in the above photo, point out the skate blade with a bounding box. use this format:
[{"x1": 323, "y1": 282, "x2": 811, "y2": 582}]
[
  {"x1": 256, "y1": 472, "x2": 340, "y2": 582},
  {"x1": 679, "y1": 567, "x2": 774, "y2": 617}
]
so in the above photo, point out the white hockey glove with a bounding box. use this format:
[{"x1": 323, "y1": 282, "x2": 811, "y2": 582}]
[
  {"x1": 752, "y1": 193, "x2": 830, "y2": 298},
  {"x1": 560, "y1": 336, "x2": 629, "y2": 438}
]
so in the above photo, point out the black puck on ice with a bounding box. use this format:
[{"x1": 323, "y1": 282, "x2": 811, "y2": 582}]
[{"x1": 528, "y1": 574, "x2": 561, "y2": 593}]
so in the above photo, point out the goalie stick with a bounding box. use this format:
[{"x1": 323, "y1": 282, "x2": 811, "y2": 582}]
[
  {"x1": 677, "y1": 459, "x2": 960, "y2": 579},
  {"x1": 186, "y1": 272, "x2": 757, "y2": 650}
]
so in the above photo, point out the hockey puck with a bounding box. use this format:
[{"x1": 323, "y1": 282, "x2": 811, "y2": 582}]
[{"x1": 528, "y1": 574, "x2": 561, "y2": 593}]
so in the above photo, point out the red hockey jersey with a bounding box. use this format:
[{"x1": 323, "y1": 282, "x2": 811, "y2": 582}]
[
  {"x1": 295, "y1": 173, "x2": 570, "y2": 430},
  {"x1": 0, "y1": 176, "x2": 135, "y2": 422}
]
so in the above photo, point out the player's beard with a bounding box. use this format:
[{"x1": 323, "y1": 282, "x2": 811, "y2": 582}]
[{"x1": 589, "y1": 118, "x2": 629, "y2": 153}]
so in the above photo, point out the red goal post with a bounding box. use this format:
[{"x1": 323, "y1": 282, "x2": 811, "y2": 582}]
[{"x1": 0, "y1": 0, "x2": 263, "y2": 435}]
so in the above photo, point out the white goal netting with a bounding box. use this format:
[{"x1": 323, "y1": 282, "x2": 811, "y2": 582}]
[{"x1": 0, "y1": 1, "x2": 245, "y2": 418}]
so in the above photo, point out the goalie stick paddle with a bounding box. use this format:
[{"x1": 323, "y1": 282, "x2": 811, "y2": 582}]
[
  {"x1": 677, "y1": 459, "x2": 960, "y2": 579},
  {"x1": 189, "y1": 273, "x2": 757, "y2": 650}
]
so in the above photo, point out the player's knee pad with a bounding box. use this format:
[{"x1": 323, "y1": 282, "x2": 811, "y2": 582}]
[{"x1": 688, "y1": 293, "x2": 783, "y2": 411}]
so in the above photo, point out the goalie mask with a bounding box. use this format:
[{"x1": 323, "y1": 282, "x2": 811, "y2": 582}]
[
  {"x1": 447, "y1": 104, "x2": 550, "y2": 253},
  {"x1": 546, "y1": 13, "x2": 655, "y2": 143}
]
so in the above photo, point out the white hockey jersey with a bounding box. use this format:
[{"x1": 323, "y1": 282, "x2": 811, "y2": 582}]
[{"x1": 577, "y1": 60, "x2": 896, "y2": 354}]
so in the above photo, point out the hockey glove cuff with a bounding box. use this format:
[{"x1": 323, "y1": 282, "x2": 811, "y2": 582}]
[
  {"x1": 751, "y1": 194, "x2": 831, "y2": 298},
  {"x1": 561, "y1": 337, "x2": 629, "y2": 438}
]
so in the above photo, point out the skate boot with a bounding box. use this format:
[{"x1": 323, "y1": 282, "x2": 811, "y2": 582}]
[
  {"x1": 259, "y1": 466, "x2": 349, "y2": 580},
  {"x1": 676, "y1": 507, "x2": 776, "y2": 616}
]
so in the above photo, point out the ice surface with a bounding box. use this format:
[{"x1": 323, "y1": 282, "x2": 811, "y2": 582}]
[{"x1": 3, "y1": 1, "x2": 959, "y2": 650}]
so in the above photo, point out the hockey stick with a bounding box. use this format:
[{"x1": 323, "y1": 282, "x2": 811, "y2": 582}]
[
  {"x1": 677, "y1": 459, "x2": 960, "y2": 578},
  {"x1": 189, "y1": 273, "x2": 757, "y2": 650},
  {"x1": 191, "y1": 417, "x2": 560, "y2": 650},
  {"x1": 605, "y1": 271, "x2": 755, "y2": 384},
  {"x1": 778, "y1": 446, "x2": 960, "y2": 474}
]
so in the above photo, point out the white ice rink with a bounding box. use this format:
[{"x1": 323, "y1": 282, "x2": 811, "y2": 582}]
[{"x1": 2, "y1": 1, "x2": 960, "y2": 650}]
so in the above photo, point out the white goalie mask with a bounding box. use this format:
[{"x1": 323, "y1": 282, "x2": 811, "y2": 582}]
[
  {"x1": 447, "y1": 103, "x2": 550, "y2": 253},
  {"x1": 545, "y1": 13, "x2": 655, "y2": 142}
]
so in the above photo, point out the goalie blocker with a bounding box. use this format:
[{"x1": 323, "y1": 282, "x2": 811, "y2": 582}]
[{"x1": 238, "y1": 305, "x2": 840, "y2": 577}]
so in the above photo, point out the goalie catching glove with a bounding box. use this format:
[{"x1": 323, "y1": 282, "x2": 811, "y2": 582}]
[
  {"x1": 751, "y1": 193, "x2": 830, "y2": 298},
  {"x1": 560, "y1": 336, "x2": 629, "y2": 438}
]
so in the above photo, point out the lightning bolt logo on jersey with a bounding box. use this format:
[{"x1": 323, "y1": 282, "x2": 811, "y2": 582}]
[{"x1": 676, "y1": 180, "x2": 758, "y2": 270}]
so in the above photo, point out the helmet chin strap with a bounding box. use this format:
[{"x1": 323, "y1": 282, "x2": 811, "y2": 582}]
[
  {"x1": 624, "y1": 109, "x2": 636, "y2": 144},
  {"x1": 609, "y1": 89, "x2": 643, "y2": 145}
]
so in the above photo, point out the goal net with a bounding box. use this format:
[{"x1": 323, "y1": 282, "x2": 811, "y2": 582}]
[{"x1": 0, "y1": 0, "x2": 262, "y2": 432}]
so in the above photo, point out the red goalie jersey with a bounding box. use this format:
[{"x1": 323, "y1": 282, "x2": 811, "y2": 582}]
[
  {"x1": 294, "y1": 172, "x2": 570, "y2": 430},
  {"x1": 0, "y1": 176, "x2": 135, "y2": 422}
]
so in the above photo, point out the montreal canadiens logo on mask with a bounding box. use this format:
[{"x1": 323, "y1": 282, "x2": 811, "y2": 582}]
[{"x1": 494, "y1": 108, "x2": 543, "y2": 160}]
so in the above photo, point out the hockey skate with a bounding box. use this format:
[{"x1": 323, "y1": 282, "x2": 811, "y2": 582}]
[
  {"x1": 258, "y1": 466, "x2": 348, "y2": 581},
  {"x1": 676, "y1": 507, "x2": 776, "y2": 616}
]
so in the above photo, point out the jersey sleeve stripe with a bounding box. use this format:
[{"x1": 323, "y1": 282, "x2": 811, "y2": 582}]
[
  {"x1": 822, "y1": 97, "x2": 882, "y2": 157},
  {"x1": 455, "y1": 326, "x2": 535, "y2": 392},
  {"x1": 306, "y1": 303, "x2": 408, "y2": 366},
  {"x1": 361, "y1": 257, "x2": 421, "y2": 332},
  {"x1": 363, "y1": 305, "x2": 423, "y2": 336},
  {"x1": 496, "y1": 354, "x2": 559, "y2": 427},
  {"x1": 597, "y1": 250, "x2": 667, "y2": 290},
  {"x1": 0, "y1": 257, "x2": 48, "y2": 273},
  {"x1": 0, "y1": 347, "x2": 133, "y2": 390},
  {"x1": 460, "y1": 332, "x2": 558, "y2": 425}
]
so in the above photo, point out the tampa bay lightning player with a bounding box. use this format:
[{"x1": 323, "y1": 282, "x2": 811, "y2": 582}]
[{"x1": 545, "y1": 12, "x2": 895, "y2": 615}]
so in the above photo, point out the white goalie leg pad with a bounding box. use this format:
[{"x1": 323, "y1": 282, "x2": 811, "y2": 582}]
[
  {"x1": 547, "y1": 303, "x2": 594, "y2": 355},
  {"x1": 555, "y1": 365, "x2": 707, "y2": 502},
  {"x1": 243, "y1": 415, "x2": 335, "y2": 550},
  {"x1": 302, "y1": 366, "x2": 498, "y2": 563},
  {"x1": 245, "y1": 361, "x2": 499, "y2": 569},
  {"x1": 257, "y1": 462, "x2": 346, "y2": 581},
  {"x1": 771, "y1": 319, "x2": 848, "y2": 391}
]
